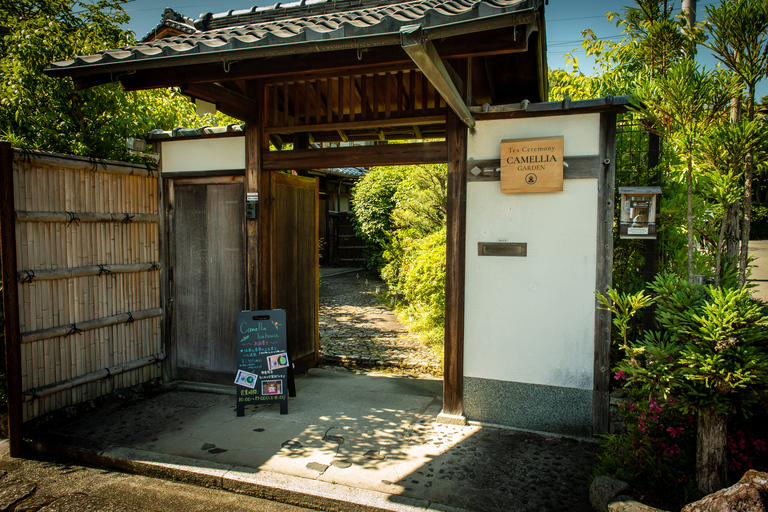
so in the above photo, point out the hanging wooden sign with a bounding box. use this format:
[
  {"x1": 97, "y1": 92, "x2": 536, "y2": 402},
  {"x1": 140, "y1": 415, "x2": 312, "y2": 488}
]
[{"x1": 500, "y1": 136, "x2": 564, "y2": 193}]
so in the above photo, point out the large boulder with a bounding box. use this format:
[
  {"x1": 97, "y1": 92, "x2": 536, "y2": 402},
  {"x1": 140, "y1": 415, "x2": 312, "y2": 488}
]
[
  {"x1": 682, "y1": 470, "x2": 768, "y2": 512},
  {"x1": 591, "y1": 476, "x2": 630, "y2": 512},
  {"x1": 608, "y1": 495, "x2": 668, "y2": 511}
]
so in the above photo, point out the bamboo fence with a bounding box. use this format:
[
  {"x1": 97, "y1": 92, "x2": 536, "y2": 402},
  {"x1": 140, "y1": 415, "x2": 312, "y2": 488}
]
[{"x1": 8, "y1": 149, "x2": 164, "y2": 421}]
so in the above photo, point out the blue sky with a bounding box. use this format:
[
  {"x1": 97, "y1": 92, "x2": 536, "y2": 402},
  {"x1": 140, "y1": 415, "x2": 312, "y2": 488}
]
[{"x1": 121, "y1": 0, "x2": 766, "y2": 99}]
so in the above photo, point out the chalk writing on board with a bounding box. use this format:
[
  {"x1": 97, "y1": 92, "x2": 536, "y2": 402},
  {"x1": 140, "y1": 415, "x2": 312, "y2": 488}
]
[{"x1": 235, "y1": 309, "x2": 289, "y2": 416}]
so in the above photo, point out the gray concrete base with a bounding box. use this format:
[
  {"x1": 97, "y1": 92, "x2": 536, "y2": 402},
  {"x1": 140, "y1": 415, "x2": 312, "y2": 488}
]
[
  {"x1": 436, "y1": 412, "x2": 467, "y2": 426},
  {"x1": 464, "y1": 376, "x2": 592, "y2": 437}
]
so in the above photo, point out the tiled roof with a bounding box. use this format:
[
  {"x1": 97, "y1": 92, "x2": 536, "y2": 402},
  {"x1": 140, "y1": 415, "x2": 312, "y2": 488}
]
[{"x1": 48, "y1": 0, "x2": 540, "y2": 75}]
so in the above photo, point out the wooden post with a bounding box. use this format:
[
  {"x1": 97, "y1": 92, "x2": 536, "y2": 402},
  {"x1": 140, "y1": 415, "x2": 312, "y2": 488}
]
[
  {"x1": 246, "y1": 81, "x2": 265, "y2": 311},
  {"x1": 441, "y1": 110, "x2": 467, "y2": 421},
  {"x1": 593, "y1": 113, "x2": 617, "y2": 435},
  {"x1": 0, "y1": 142, "x2": 23, "y2": 455}
]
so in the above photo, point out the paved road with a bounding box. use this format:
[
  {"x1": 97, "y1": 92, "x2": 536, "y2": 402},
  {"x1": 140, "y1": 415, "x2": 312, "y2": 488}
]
[
  {"x1": 0, "y1": 441, "x2": 314, "y2": 512},
  {"x1": 749, "y1": 240, "x2": 768, "y2": 303}
]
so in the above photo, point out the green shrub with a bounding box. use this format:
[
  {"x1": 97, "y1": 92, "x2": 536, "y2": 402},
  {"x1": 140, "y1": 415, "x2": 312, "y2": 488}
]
[{"x1": 351, "y1": 166, "x2": 408, "y2": 272}]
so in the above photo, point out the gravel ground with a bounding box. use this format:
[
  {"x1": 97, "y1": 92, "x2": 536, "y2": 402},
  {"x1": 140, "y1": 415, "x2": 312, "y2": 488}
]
[{"x1": 319, "y1": 269, "x2": 442, "y2": 375}]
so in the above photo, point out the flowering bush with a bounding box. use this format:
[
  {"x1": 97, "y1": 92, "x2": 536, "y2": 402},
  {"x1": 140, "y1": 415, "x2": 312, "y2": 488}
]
[{"x1": 595, "y1": 391, "x2": 697, "y2": 508}]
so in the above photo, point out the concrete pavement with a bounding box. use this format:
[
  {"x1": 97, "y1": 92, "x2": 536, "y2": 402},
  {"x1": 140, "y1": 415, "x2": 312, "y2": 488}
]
[{"x1": 25, "y1": 368, "x2": 597, "y2": 512}]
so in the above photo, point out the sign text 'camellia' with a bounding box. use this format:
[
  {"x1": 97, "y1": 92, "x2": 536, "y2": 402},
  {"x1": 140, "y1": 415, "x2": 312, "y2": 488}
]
[{"x1": 500, "y1": 136, "x2": 564, "y2": 193}]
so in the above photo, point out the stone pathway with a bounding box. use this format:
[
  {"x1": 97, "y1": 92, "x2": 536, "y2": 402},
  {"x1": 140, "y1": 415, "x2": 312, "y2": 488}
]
[{"x1": 318, "y1": 269, "x2": 442, "y2": 375}]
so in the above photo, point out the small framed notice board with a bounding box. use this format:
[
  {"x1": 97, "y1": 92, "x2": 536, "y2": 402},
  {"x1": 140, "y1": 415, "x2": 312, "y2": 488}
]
[{"x1": 235, "y1": 309, "x2": 293, "y2": 416}]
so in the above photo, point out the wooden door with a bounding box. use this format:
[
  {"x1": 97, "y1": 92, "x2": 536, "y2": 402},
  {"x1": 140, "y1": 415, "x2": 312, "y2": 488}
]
[
  {"x1": 270, "y1": 173, "x2": 319, "y2": 373},
  {"x1": 171, "y1": 179, "x2": 244, "y2": 383}
]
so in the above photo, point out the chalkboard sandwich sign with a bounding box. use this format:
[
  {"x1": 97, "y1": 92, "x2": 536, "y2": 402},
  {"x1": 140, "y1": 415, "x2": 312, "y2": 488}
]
[{"x1": 235, "y1": 309, "x2": 291, "y2": 416}]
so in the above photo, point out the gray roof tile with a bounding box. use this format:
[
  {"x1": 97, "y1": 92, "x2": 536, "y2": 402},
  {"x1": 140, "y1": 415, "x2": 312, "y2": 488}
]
[{"x1": 49, "y1": 0, "x2": 539, "y2": 74}]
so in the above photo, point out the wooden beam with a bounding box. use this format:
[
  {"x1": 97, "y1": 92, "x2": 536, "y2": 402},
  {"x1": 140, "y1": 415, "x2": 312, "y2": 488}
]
[
  {"x1": 265, "y1": 114, "x2": 443, "y2": 135},
  {"x1": 245, "y1": 81, "x2": 264, "y2": 310},
  {"x1": 593, "y1": 112, "x2": 616, "y2": 435},
  {"x1": 181, "y1": 83, "x2": 258, "y2": 120},
  {"x1": 117, "y1": 26, "x2": 530, "y2": 92},
  {"x1": 261, "y1": 141, "x2": 446, "y2": 171},
  {"x1": 442, "y1": 109, "x2": 467, "y2": 420},
  {"x1": 0, "y1": 142, "x2": 23, "y2": 456}
]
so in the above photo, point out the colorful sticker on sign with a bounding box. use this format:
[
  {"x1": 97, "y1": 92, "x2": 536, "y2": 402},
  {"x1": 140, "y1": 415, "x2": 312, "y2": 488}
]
[{"x1": 234, "y1": 369, "x2": 258, "y2": 389}]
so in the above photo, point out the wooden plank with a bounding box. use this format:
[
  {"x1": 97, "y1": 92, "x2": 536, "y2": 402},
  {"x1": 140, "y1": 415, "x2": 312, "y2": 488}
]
[
  {"x1": 264, "y1": 114, "x2": 444, "y2": 135},
  {"x1": 181, "y1": 83, "x2": 258, "y2": 120},
  {"x1": 261, "y1": 141, "x2": 447, "y2": 170},
  {"x1": 466, "y1": 155, "x2": 602, "y2": 182},
  {"x1": 593, "y1": 112, "x2": 616, "y2": 436},
  {"x1": 245, "y1": 81, "x2": 264, "y2": 311},
  {"x1": 443, "y1": 110, "x2": 467, "y2": 418},
  {"x1": 270, "y1": 173, "x2": 319, "y2": 373},
  {"x1": 1, "y1": 142, "x2": 23, "y2": 455}
]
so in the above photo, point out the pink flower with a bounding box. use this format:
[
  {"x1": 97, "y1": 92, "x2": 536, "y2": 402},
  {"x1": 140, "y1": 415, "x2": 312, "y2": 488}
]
[
  {"x1": 663, "y1": 444, "x2": 681, "y2": 457},
  {"x1": 666, "y1": 426, "x2": 685, "y2": 438},
  {"x1": 629, "y1": 403, "x2": 638, "y2": 412},
  {"x1": 614, "y1": 370, "x2": 626, "y2": 381},
  {"x1": 753, "y1": 439, "x2": 766, "y2": 451}
]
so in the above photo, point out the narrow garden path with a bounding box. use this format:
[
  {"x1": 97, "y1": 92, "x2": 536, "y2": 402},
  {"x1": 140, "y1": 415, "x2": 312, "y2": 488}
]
[{"x1": 318, "y1": 268, "x2": 442, "y2": 376}]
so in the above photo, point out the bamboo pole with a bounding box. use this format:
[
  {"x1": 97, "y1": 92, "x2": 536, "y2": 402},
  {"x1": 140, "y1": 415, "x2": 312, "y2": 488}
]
[
  {"x1": 17, "y1": 262, "x2": 161, "y2": 282},
  {"x1": 15, "y1": 211, "x2": 160, "y2": 224},
  {"x1": 21, "y1": 308, "x2": 163, "y2": 343},
  {"x1": 23, "y1": 352, "x2": 165, "y2": 401},
  {"x1": 13, "y1": 149, "x2": 155, "y2": 178}
]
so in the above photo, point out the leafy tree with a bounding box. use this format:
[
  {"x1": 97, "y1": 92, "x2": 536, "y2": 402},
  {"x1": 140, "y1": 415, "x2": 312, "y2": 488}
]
[
  {"x1": 705, "y1": 0, "x2": 768, "y2": 288},
  {"x1": 351, "y1": 165, "x2": 408, "y2": 272},
  {"x1": 0, "y1": 0, "x2": 236, "y2": 161},
  {"x1": 634, "y1": 58, "x2": 738, "y2": 284}
]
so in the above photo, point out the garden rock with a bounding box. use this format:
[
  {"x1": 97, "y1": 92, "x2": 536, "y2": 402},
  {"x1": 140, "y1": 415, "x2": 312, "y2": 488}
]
[
  {"x1": 608, "y1": 495, "x2": 669, "y2": 512},
  {"x1": 681, "y1": 470, "x2": 768, "y2": 512},
  {"x1": 590, "y1": 476, "x2": 630, "y2": 512}
]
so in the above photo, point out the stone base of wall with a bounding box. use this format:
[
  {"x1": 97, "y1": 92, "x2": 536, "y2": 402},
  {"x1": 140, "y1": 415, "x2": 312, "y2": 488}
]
[{"x1": 464, "y1": 377, "x2": 593, "y2": 438}]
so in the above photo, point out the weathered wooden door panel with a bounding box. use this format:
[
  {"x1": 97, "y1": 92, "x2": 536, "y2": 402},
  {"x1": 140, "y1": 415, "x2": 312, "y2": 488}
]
[
  {"x1": 173, "y1": 181, "x2": 244, "y2": 383},
  {"x1": 271, "y1": 173, "x2": 319, "y2": 373}
]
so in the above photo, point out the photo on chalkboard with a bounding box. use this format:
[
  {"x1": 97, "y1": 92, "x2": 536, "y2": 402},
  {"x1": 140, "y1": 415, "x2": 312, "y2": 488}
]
[
  {"x1": 267, "y1": 352, "x2": 289, "y2": 370},
  {"x1": 234, "y1": 369, "x2": 258, "y2": 389},
  {"x1": 262, "y1": 379, "x2": 283, "y2": 395}
]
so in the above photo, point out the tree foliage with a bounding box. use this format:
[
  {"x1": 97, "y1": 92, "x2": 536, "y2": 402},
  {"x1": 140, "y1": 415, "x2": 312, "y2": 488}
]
[{"x1": 0, "y1": 0, "x2": 237, "y2": 161}]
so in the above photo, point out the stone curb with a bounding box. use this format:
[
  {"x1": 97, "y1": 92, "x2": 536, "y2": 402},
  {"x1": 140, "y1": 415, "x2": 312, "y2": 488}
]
[{"x1": 24, "y1": 438, "x2": 468, "y2": 512}]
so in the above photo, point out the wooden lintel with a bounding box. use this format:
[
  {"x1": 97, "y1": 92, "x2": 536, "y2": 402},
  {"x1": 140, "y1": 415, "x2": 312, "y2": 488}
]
[
  {"x1": 266, "y1": 114, "x2": 444, "y2": 135},
  {"x1": 261, "y1": 141, "x2": 446, "y2": 171},
  {"x1": 181, "y1": 83, "x2": 258, "y2": 120}
]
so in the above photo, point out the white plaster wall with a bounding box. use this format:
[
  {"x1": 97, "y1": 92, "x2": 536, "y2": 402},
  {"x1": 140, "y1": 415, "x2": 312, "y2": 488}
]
[
  {"x1": 464, "y1": 114, "x2": 600, "y2": 390},
  {"x1": 160, "y1": 137, "x2": 245, "y2": 173}
]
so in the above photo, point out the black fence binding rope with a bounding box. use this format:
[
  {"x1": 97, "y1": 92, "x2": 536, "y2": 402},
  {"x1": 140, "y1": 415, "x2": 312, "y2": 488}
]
[
  {"x1": 66, "y1": 211, "x2": 80, "y2": 227},
  {"x1": 66, "y1": 324, "x2": 83, "y2": 337},
  {"x1": 20, "y1": 270, "x2": 35, "y2": 283}
]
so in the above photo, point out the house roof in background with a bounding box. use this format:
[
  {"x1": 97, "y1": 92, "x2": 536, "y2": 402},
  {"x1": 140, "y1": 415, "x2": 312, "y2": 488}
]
[{"x1": 46, "y1": 0, "x2": 542, "y2": 76}]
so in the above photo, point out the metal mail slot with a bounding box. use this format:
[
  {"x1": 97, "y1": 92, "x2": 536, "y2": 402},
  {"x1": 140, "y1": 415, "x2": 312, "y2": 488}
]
[{"x1": 478, "y1": 242, "x2": 527, "y2": 257}]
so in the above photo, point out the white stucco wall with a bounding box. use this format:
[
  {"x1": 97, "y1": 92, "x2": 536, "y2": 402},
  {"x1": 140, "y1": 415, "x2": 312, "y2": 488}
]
[
  {"x1": 464, "y1": 114, "x2": 600, "y2": 390},
  {"x1": 160, "y1": 137, "x2": 245, "y2": 173}
]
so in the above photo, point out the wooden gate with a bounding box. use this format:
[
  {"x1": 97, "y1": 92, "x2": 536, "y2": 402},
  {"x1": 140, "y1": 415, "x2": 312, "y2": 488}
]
[
  {"x1": 269, "y1": 173, "x2": 319, "y2": 373},
  {"x1": 169, "y1": 177, "x2": 244, "y2": 383}
]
